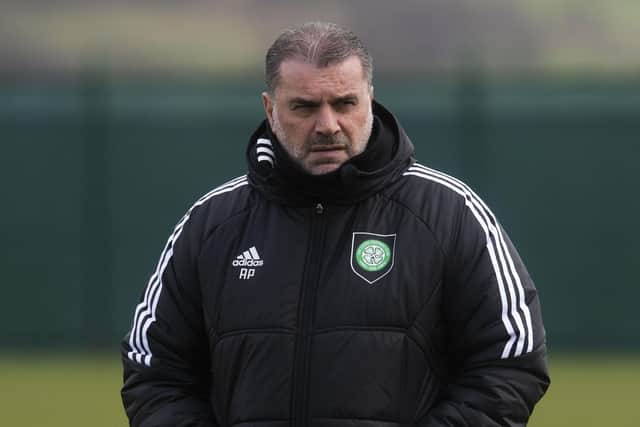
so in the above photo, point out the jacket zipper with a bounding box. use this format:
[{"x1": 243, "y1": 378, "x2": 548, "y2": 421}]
[{"x1": 291, "y1": 202, "x2": 325, "y2": 427}]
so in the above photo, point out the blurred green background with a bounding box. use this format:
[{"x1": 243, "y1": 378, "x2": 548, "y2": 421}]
[{"x1": 1, "y1": 1, "x2": 638, "y2": 425}]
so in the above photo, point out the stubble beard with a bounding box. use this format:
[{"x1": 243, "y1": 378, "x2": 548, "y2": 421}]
[{"x1": 271, "y1": 103, "x2": 374, "y2": 175}]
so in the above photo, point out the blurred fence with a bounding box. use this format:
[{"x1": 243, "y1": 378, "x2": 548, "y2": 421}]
[{"x1": 1, "y1": 72, "x2": 638, "y2": 352}]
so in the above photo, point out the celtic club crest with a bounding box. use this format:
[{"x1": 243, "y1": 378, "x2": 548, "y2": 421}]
[{"x1": 350, "y1": 232, "x2": 396, "y2": 284}]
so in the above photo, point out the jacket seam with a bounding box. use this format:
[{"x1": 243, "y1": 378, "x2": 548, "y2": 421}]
[
  {"x1": 409, "y1": 279, "x2": 447, "y2": 382},
  {"x1": 407, "y1": 279, "x2": 443, "y2": 332},
  {"x1": 379, "y1": 191, "x2": 448, "y2": 260},
  {"x1": 313, "y1": 325, "x2": 408, "y2": 335},
  {"x1": 215, "y1": 327, "x2": 296, "y2": 341},
  {"x1": 379, "y1": 191, "x2": 448, "y2": 381},
  {"x1": 199, "y1": 201, "x2": 255, "y2": 343},
  {"x1": 200, "y1": 203, "x2": 254, "y2": 250},
  {"x1": 231, "y1": 417, "x2": 290, "y2": 426},
  {"x1": 311, "y1": 326, "x2": 430, "y2": 374},
  {"x1": 311, "y1": 416, "x2": 403, "y2": 424}
]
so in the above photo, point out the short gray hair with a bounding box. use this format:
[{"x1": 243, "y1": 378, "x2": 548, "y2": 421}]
[{"x1": 265, "y1": 22, "x2": 373, "y2": 95}]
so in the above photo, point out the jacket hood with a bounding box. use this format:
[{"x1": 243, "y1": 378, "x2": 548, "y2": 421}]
[{"x1": 246, "y1": 100, "x2": 414, "y2": 206}]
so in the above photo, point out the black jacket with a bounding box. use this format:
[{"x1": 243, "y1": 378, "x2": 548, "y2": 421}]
[{"x1": 121, "y1": 101, "x2": 549, "y2": 427}]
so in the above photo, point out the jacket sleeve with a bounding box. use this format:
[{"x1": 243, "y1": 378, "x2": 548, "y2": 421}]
[
  {"x1": 421, "y1": 199, "x2": 550, "y2": 426},
  {"x1": 121, "y1": 211, "x2": 217, "y2": 427}
]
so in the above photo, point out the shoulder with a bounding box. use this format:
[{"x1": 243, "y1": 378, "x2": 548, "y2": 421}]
[
  {"x1": 393, "y1": 161, "x2": 471, "y2": 216},
  {"x1": 177, "y1": 175, "x2": 253, "y2": 240},
  {"x1": 397, "y1": 161, "x2": 511, "y2": 251},
  {"x1": 389, "y1": 162, "x2": 495, "y2": 254},
  {"x1": 398, "y1": 161, "x2": 499, "y2": 221},
  {"x1": 402, "y1": 162, "x2": 478, "y2": 199},
  {"x1": 192, "y1": 174, "x2": 252, "y2": 213},
  {"x1": 400, "y1": 161, "x2": 500, "y2": 225}
]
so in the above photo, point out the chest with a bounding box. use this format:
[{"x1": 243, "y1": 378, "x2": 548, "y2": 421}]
[{"x1": 199, "y1": 199, "x2": 445, "y2": 335}]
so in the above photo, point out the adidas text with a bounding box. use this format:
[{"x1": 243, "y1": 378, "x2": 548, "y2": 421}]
[{"x1": 232, "y1": 259, "x2": 264, "y2": 267}]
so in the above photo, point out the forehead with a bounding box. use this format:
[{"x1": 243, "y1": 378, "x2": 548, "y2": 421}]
[{"x1": 275, "y1": 56, "x2": 368, "y2": 99}]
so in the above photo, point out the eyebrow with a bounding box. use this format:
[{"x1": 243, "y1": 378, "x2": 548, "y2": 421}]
[
  {"x1": 288, "y1": 94, "x2": 359, "y2": 107},
  {"x1": 289, "y1": 98, "x2": 320, "y2": 108},
  {"x1": 332, "y1": 95, "x2": 359, "y2": 105}
]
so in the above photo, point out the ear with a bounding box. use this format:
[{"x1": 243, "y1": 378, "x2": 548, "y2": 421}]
[{"x1": 262, "y1": 92, "x2": 274, "y2": 127}]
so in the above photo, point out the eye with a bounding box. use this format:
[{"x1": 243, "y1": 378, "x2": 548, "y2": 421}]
[
  {"x1": 333, "y1": 98, "x2": 357, "y2": 112},
  {"x1": 290, "y1": 102, "x2": 317, "y2": 112},
  {"x1": 335, "y1": 98, "x2": 358, "y2": 109}
]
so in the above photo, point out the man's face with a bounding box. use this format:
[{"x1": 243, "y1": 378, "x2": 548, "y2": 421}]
[{"x1": 262, "y1": 56, "x2": 374, "y2": 175}]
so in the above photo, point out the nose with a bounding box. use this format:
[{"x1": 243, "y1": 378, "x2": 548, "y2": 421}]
[{"x1": 314, "y1": 104, "x2": 340, "y2": 136}]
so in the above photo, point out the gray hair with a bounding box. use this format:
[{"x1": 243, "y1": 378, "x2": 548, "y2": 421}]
[{"x1": 265, "y1": 22, "x2": 373, "y2": 95}]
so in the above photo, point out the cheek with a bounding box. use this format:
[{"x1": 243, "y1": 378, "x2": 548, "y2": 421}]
[
  {"x1": 344, "y1": 111, "x2": 371, "y2": 137},
  {"x1": 282, "y1": 117, "x2": 313, "y2": 140}
]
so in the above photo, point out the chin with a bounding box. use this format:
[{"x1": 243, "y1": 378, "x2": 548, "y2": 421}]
[{"x1": 308, "y1": 163, "x2": 342, "y2": 175}]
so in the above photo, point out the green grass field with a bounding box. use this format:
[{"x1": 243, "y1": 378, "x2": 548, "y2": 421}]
[
  {"x1": 0, "y1": 353, "x2": 637, "y2": 426},
  {"x1": 0, "y1": 353, "x2": 127, "y2": 427}
]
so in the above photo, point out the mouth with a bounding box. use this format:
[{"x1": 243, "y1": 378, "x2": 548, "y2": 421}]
[
  {"x1": 305, "y1": 145, "x2": 349, "y2": 173},
  {"x1": 309, "y1": 145, "x2": 347, "y2": 152}
]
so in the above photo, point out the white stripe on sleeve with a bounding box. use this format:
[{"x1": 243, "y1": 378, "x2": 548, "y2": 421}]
[
  {"x1": 403, "y1": 163, "x2": 533, "y2": 358},
  {"x1": 127, "y1": 175, "x2": 249, "y2": 366}
]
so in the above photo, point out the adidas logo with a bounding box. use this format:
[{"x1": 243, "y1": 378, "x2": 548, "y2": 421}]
[{"x1": 232, "y1": 246, "x2": 264, "y2": 267}]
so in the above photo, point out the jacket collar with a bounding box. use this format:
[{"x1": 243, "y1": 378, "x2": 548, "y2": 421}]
[{"x1": 246, "y1": 100, "x2": 414, "y2": 206}]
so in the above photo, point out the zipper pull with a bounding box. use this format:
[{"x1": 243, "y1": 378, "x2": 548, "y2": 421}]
[{"x1": 315, "y1": 202, "x2": 324, "y2": 215}]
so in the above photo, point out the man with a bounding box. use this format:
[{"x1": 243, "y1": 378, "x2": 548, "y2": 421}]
[{"x1": 122, "y1": 22, "x2": 549, "y2": 427}]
